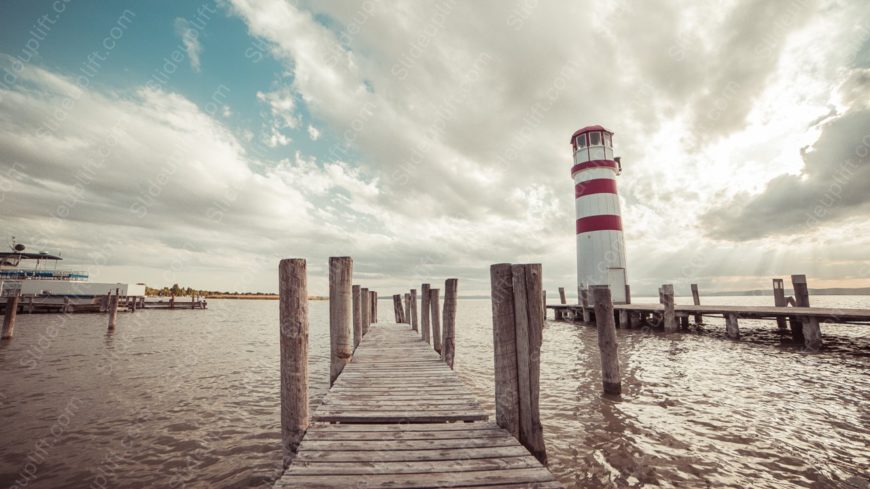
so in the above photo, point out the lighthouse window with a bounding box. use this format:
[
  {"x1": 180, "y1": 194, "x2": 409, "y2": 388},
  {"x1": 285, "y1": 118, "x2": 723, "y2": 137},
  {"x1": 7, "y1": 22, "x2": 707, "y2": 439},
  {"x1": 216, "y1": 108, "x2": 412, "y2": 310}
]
[
  {"x1": 577, "y1": 134, "x2": 587, "y2": 148},
  {"x1": 589, "y1": 131, "x2": 601, "y2": 146},
  {"x1": 604, "y1": 133, "x2": 612, "y2": 147}
]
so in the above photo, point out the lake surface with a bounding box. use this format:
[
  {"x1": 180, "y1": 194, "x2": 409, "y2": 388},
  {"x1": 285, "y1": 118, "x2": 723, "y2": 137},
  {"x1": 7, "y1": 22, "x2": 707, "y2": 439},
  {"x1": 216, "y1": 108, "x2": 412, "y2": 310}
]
[{"x1": 0, "y1": 296, "x2": 868, "y2": 488}]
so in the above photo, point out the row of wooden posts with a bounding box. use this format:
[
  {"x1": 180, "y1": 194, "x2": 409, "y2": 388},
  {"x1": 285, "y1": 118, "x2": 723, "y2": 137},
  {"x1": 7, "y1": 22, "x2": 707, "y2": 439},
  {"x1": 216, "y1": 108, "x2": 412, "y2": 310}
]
[
  {"x1": 279, "y1": 257, "x2": 464, "y2": 465},
  {"x1": 1, "y1": 289, "x2": 128, "y2": 339},
  {"x1": 550, "y1": 274, "x2": 822, "y2": 349}
]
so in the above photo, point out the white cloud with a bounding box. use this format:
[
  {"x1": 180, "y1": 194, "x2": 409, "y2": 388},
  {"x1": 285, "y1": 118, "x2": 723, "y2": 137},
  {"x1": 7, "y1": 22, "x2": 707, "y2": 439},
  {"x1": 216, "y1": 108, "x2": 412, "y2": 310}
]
[
  {"x1": 174, "y1": 18, "x2": 203, "y2": 72},
  {"x1": 307, "y1": 124, "x2": 320, "y2": 140}
]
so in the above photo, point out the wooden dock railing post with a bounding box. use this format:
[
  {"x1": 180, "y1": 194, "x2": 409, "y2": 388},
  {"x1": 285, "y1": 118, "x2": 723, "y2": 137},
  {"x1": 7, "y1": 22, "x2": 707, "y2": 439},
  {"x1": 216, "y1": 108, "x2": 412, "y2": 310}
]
[
  {"x1": 409, "y1": 289, "x2": 418, "y2": 332},
  {"x1": 421, "y1": 283, "x2": 431, "y2": 344},
  {"x1": 352, "y1": 285, "x2": 362, "y2": 349},
  {"x1": 278, "y1": 258, "x2": 309, "y2": 466},
  {"x1": 490, "y1": 263, "x2": 548, "y2": 466},
  {"x1": 542, "y1": 290, "x2": 547, "y2": 321},
  {"x1": 725, "y1": 313, "x2": 740, "y2": 339},
  {"x1": 662, "y1": 284, "x2": 677, "y2": 332},
  {"x1": 430, "y1": 288, "x2": 442, "y2": 354},
  {"x1": 690, "y1": 283, "x2": 702, "y2": 324},
  {"x1": 2, "y1": 291, "x2": 20, "y2": 339},
  {"x1": 328, "y1": 257, "x2": 353, "y2": 387},
  {"x1": 580, "y1": 288, "x2": 590, "y2": 322},
  {"x1": 371, "y1": 291, "x2": 378, "y2": 324},
  {"x1": 108, "y1": 288, "x2": 120, "y2": 330},
  {"x1": 360, "y1": 287, "x2": 370, "y2": 336},
  {"x1": 558, "y1": 287, "x2": 566, "y2": 305},
  {"x1": 392, "y1": 294, "x2": 403, "y2": 323},
  {"x1": 624, "y1": 284, "x2": 631, "y2": 304},
  {"x1": 591, "y1": 285, "x2": 621, "y2": 395},
  {"x1": 442, "y1": 278, "x2": 458, "y2": 369},
  {"x1": 772, "y1": 279, "x2": 787, "y2": 330},
  {"x1": 403, "y1": 293, "x2": 411, "y2": 325},
  {"x1": 791, "y1": 274, "x2": 822, "y2": 351}
]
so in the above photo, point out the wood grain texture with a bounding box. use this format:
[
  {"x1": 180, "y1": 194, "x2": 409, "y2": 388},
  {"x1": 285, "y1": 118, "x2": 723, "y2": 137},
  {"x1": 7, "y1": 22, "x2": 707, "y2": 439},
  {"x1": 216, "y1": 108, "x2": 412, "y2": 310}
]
[
  {"x1": 360, "y1": 287, "x2": 369, "y2": 337},
  {"x1": 329, "y1": 257, "x2": 353, "y2": 387},
  {"x1": 661, "y1": 284, "x2": 677, "y2": 332},
  {"x1": 352, "y1": 285, "x2": 362, "y2": 350},
  {"x1": 430, "y1": 288, "x2": 442, "y2": 354},
  {"x1": 490, "y1": 264, "x2": 519, "y2": 440},
  {"x1": 421, "y1": 283, "x2": 431, "y2": 344},
  {"x1": 442, "y1": 279, "x2": 457, "y2": 369},
  {"x1": 591, "y1": 285, "x2": 621, "y2": 395},
  {"x1": 410, "y1": 289, "x2": 418, "y2": 332},
  {"x1": 279, "y1": 258, "x2": 309, "y2": 466}
]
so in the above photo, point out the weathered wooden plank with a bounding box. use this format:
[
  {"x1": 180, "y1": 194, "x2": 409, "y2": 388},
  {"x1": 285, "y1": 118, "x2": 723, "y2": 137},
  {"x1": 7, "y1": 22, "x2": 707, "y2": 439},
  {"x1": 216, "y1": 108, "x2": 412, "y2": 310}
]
[
  {"x1": 292, "y1": 444, "x2": 535, "y2": 463},
  {"x1": 276, "y1": 467, "x2": 556, "y2": 488},
  {"x1": 286, "y1": 456, "x2": 542, "y2": 474}
]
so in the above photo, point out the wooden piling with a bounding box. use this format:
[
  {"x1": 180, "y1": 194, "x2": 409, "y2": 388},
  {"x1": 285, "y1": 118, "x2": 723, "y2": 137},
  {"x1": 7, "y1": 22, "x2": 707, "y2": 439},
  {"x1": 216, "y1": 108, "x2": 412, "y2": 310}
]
[
  {"x1": 580, "y1": 288, "x2": 590, "y2": 322},
  {"x1": 2, "y1": 292, "x2": 20, "y2": 339},
  {"x1": 442, "y1": 278, "x2": 458, "y2": 369},
  {"x1": 791, "y1": 274, "x2": 821, "y2": 351},
  {"x1": 490, "y1": 263, "x2": 547, "y2": 465},
  {"x1": 403, "y1": 293, "x2": 411, "y2": 325},
  {"x1": 360, "y1": 287, "x2": 370, "y2": 336},
  {"x1": 278, "y1": 258, "x2": 309, "y2": 466},
  {"x1": 108, "y1": 289, "x2": 119, "y2": 330},
  {"x1": 352, "y1": 285, "x2": 362, "y2": 349},
  {"x1": 790, "y1": 275, "x2": 807, "y2": 344},
  {"x1": 421, "y1": 283, "x2": 431, "y2": 344},
  {"x1": 430, "y1": 288, "x2": 442, "y2": 354},
  {"x1": 392, "y1": 294, "x2": 403, "y2": 323},
  {"x1": 63, "y1": 296, "x2": 71, "y2": 314},
  {"x1": 661, "y1": 284, "x2": 677, "y2": 332},
  {"x1": 558, "y1": 287, "x2": 567, "y2": 305},
  {"x1": 328, "y1": 257, "x2": 353, "y2": 387},
  {"x1": 170, "y1": 294, "x2": 175, "y2": 309},
  {"x1": 772, "y1": 279, "x2": 788, "y2": 330},
  {"x1": 618, "y1": 310, "x2": 629, "y2": 328},
  {"x1": 624, "y1": 284, "x2": 631, "y2": 304},
  {"x1": 725, "y1": 313, "x2": 739, "y2": 339},
  {"x1": 27, "y1": 296, "x2": 34, "y2": 314},
  {"x1": 690, "y1": 283, "x2": 702, "y2": 324},
  {"x1": 542, "y1": 290, "x2": 547, "y2": 321},
  {"x1": 371, "y1": 291, "x2": 378, "y2": 323},
  {"x1": 591, "y1": 285, "x2": 621, "y2": 395},
  {"x1": 409, "y1": 289, "x2": 418, "y2": 332}
]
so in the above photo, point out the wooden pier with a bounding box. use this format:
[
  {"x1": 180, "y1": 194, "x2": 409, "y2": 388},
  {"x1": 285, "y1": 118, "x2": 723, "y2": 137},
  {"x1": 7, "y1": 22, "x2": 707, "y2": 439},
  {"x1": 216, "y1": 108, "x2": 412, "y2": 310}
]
[
  {"x1": 0, "y1": 295, "x2": 207, "y2": 314},
  {"x1": 275, "y1": 322, "x2": 561, "y2": 488},
  {"x1": 275, "y1": 258, "x2": 561, "y2": 488}
]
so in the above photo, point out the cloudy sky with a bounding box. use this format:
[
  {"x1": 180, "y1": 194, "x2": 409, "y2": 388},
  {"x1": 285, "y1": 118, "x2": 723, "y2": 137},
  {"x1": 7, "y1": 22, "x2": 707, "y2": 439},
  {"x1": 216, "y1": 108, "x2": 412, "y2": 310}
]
[{"x1": 1, "y1": 0, "x2": 869, "y2": 296}]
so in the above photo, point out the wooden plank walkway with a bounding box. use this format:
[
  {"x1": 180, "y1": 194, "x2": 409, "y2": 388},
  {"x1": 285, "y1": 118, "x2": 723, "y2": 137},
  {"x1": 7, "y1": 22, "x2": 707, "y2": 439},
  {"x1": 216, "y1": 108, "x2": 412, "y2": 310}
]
[{"x1": 275, "y1": 323, "x2": 562, "y2": 488}]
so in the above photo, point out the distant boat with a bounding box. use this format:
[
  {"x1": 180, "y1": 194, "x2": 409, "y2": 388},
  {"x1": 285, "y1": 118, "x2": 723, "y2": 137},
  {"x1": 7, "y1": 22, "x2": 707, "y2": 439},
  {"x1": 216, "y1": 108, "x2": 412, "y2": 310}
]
[{"x1": 0, "y1": 241, "x2": 145, "y2": 298}]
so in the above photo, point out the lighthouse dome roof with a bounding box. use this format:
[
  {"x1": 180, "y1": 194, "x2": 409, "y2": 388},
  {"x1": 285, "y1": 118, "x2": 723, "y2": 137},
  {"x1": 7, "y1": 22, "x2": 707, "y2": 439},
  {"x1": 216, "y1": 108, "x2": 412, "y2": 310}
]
[{"x1": 570, "y1": 124, "x2": 612, "y2": 143}]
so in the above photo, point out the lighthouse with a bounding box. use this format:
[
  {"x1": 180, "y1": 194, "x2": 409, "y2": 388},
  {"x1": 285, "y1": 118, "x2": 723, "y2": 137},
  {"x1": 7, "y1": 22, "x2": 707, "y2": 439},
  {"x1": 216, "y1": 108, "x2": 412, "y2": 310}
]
[{"x1": 570, "y1": 125, "x2": 628, "y2": 303}]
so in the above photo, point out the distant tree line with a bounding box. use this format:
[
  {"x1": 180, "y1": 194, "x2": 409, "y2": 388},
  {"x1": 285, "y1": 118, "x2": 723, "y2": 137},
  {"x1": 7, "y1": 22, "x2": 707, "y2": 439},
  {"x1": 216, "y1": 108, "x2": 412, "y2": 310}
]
[{"x1": 145, "y1": 284, "x2": 273, "y2": 297}]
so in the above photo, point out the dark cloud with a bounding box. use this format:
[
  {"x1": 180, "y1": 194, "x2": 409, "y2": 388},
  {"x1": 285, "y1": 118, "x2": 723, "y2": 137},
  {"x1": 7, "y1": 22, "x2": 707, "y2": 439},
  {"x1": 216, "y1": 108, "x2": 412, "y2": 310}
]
[{"x1": 700, "y1": 70, "x2": 870, "y2": 240}]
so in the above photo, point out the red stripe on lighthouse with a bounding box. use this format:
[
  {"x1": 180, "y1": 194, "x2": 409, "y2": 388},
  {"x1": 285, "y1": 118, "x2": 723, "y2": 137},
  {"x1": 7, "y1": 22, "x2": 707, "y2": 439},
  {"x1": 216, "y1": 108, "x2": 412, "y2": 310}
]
[
  {"x1": 576, "y1": 215, "x2": 623, "y2": 234},
  {"x1": 575, "y1": 178, "x2": 617, "y2": 198},
  {"x1": 570, "y1": 159, "x2": 618, "y2": 176}
]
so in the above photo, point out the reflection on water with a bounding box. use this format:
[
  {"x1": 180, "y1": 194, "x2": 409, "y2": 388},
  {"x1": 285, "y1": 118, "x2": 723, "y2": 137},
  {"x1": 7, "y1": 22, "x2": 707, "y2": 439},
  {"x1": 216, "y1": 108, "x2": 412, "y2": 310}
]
[{"x1": 0, "y1": 297, "x2": 868, "y2": 488}]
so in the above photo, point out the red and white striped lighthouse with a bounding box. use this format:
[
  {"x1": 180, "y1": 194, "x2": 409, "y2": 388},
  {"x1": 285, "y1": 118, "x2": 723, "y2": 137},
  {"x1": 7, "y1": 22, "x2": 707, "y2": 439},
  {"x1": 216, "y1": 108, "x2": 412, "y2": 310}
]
[{"x1": 570, "y1": 125, "x2": 628, "y2": 303}]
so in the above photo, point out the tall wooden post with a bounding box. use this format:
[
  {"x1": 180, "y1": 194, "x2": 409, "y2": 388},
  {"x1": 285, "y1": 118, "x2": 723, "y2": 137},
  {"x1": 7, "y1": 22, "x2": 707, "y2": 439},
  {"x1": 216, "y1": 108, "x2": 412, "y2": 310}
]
[
  {"x1": 371, "y1": 291, "x2": 378, "y2": 323},
  {"x1": 2, "y1": 292, "x2": 20, "y2": 339},
  {"x1": 591, "y1": 285, "x2": 621, "y2": 395},
  {"x1": 329, "y1": 257, "x2": 353, "y2": 387},
  {"x1": 403, "y1": 293, "x2": 411, "y2": 326},
  {"x1": 661, "y1": 284, "x2": 677, "y2": 332},
  {"x1": 558, "y1": 287, "x2": 567, "y2": 304},
  {"x1": 580, "y1": 288, "x2": 590, "y2": 322},
  {"x1": 360, "y1": 287, "x2": 370, "y2": 336},
  {"x1": 772, "y1": 279, "x2": 787, "y2": 330},
  {"x1": 430, "y1": 288, "x2": 442, "y2": 353},
  {"x1": 690, "y1": 283, "x2": 702, "y2": 324},
  {"x1": 108, "y1": 288, "x2": 119, "y2": 330},
  {"x1": 442, "y1": 279, "x2": 458, "y2": 369},
  {"x1": 279, "y1": 258, "x2": 309, "y2": 466},
  {"x1": 791, "y1": 274, "x2": 821, "y2": 351},
  {"x1": 170, "y1": 294, "x2": 175, "y2": 309},
  {"x1": 392, "y1": 294, "x2": 403, "y2": 323},
  {"x1": 542, "y1": 290, "x2": 547, "y2": 321},
  {"x1": 421, "y1": 283, "x2": 431, "y2": 344},
  {"x1": 191, "y1": 293, "x2": 196, "y2": 309},
  {"x1": 490, "y1": 263, "x2": 548, "y2": 465},
  {"x1": 624, "y1": 284, "x2": 631, "y2": 304},
  {"x1": 409, "y1": 289, "x2": 418, "y2": 332},
  {"x1": 352, "y1": 285, "x2": 362, "y2": 349}
]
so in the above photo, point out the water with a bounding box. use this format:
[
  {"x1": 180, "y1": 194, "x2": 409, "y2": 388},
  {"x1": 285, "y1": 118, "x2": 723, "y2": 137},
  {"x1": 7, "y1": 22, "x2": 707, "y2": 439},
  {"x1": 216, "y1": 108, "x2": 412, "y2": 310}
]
[{"x1": 0, "y1": 296, "x2": 868, "y2": 488}]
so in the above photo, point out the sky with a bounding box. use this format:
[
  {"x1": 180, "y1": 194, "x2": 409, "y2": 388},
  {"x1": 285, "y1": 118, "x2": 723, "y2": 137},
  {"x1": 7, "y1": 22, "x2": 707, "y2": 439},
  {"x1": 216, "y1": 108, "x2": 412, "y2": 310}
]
[{"x1": 0, "y1": 0, "x2": 869, "y2": 296}]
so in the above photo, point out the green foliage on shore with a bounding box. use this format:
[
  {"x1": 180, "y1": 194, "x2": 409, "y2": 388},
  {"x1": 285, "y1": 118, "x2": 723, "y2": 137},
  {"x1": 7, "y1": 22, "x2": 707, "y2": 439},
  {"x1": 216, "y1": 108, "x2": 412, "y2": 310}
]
[{"x1": 144, "y1": 284, "x2": 326, "y2": 300}]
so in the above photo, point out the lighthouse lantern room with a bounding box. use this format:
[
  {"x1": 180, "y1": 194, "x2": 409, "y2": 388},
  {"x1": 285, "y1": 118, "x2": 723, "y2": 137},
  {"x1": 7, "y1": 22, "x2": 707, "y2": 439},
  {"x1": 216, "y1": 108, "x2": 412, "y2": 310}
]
[{"x1": 570, "y1": 125, "x2": 628, "y2": 303}]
